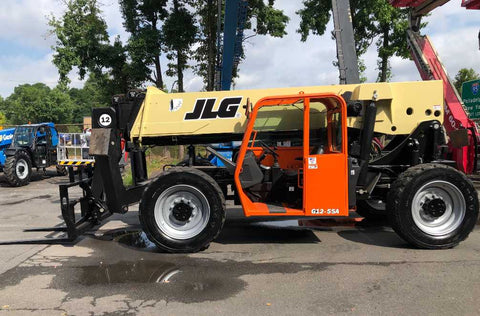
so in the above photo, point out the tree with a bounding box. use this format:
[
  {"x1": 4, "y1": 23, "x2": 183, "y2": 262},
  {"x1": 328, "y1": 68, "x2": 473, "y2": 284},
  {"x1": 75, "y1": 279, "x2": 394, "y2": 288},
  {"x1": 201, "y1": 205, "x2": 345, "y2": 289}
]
[
  {"x1": 120, "y1": 0, "x2": 169, "y2": 89},
  {"x1": 454, "y1": 68, "x2": 480, "y2": 94},
  {"x1": 193, "y1": 0, "x2": 289, "y2": 90},
  {"x1": 298, "y1": 0, "x2": 377, "y2": 58},
  {"x1": 0, "y1": 84, "x2": 74, "y2": 124},
  {"x1": 51, "y1": 0, "x2": 288, "y2": 94},
  {"x1": 49, "y1": 0, "x2": 110, "y2": 89},
  {"x1": 193, "y1": 0, "x2": 219, "y2": 91},
  {"x1": 297, "y1": 0, "x2": 422, "y2": 82},
  {"x1": 163, "y1": 0, "x2": 197, "y2": 92},
  {"x1": 0, "y1": 96, "x2": 5, "y2": 126},
  {"x1": 68, "y1": 73, "x2": 113, "y2": 122},
  {"x1": 374, "y1": 5, "x2": 411, "y2": 82},
  {"x1": 0, "y1": 112, "x2": 6, "y2": 126}
]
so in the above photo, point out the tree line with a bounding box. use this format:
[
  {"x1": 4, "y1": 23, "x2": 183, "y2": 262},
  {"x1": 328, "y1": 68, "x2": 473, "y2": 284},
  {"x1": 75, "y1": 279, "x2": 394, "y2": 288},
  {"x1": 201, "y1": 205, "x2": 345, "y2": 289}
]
[{"x1": 0, "y1": 0, "x2": 478, "y2": 125}]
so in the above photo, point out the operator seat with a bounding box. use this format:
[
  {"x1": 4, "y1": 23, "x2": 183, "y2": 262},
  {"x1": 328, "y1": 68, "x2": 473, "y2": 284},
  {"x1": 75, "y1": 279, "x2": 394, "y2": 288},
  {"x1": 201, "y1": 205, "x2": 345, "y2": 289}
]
[
  {"x1": 310, "y1": 144, "x2": 325, "y2": 155},
  {"x1": 206, "y1": 146, "x2": 263, "y2": 189}
]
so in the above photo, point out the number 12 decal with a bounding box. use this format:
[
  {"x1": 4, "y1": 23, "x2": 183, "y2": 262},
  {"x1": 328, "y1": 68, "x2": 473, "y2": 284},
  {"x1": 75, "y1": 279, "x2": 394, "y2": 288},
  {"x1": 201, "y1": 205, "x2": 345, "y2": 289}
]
[{"x1": 99, "y1": 114, "x2": 112, "y2": 127}]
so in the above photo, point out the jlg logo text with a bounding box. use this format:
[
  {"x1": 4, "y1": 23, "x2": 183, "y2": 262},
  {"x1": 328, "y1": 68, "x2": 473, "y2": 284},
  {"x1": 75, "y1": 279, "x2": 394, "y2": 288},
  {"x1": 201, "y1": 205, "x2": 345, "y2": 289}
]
[{"x1": 184, "y1": 97, "x2": 242, "y2": 120}]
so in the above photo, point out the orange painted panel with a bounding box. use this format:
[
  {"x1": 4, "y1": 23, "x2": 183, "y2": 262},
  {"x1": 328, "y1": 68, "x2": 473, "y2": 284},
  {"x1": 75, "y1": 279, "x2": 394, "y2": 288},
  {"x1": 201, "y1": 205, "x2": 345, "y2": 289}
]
[{"x1": 303, "y1": 153, "x2": 349, "y2": 216}]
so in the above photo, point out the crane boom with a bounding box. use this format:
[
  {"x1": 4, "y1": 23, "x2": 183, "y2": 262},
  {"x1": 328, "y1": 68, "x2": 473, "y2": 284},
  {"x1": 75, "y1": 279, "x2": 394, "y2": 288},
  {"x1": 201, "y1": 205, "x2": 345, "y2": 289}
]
[
  {"x1": 331, "y1": 0, "x2": 360, "y2": 84},
  {"x1": 390, "y1": 0, "x2": 480, "y2": 173}
]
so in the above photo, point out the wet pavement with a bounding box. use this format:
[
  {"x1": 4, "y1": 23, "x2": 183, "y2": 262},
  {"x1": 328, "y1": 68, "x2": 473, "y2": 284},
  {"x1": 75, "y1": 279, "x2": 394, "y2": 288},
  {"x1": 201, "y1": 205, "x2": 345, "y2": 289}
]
[{"x1": 0, "y1": 174, "x2": 480, "y2": 315}]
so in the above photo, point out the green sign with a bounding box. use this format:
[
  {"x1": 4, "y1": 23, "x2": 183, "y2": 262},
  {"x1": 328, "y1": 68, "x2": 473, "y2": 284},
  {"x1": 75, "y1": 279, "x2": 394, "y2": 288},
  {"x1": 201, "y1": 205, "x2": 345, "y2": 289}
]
[{"x1": 462, "y1": 79, "x2": 480, "y2": 120}]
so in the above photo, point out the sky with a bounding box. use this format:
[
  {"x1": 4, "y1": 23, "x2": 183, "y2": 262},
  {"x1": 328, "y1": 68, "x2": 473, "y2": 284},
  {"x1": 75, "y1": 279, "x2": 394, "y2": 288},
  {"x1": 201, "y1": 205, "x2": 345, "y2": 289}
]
[{"x1": 0, "y1": 0, "x2": 479, "y2": 98}]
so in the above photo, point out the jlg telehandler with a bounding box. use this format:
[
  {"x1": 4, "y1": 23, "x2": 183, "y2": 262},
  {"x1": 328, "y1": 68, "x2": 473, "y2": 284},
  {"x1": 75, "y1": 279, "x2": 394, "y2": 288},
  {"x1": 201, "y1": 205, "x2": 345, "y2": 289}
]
[{"x1": 6, "y1": 81, "x2": 478, "y2": 252}]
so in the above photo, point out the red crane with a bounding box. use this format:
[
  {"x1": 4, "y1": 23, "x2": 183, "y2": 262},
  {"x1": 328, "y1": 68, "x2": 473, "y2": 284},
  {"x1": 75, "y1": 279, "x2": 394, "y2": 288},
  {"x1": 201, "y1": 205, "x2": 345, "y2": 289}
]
[{"x1": 389, "y1": 0, "x2": 480, "y2": 173}]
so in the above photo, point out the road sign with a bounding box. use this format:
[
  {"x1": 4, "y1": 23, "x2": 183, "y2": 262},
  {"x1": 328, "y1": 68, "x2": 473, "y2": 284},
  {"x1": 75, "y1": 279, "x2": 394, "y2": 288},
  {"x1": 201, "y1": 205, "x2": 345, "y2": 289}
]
[{"x1": 462, "y1": 79, "x2": 480, "y2": 119}]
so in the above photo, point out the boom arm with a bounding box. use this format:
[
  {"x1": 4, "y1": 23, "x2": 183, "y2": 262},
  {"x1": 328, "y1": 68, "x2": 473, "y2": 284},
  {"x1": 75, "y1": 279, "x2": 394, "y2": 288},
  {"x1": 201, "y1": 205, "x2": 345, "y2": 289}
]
[
  {"x1": 331, "y1": 0, "x2": 360, "y2": 84},
  {"x1": 390, "y1": 0, "x2": 480, "y2": 173}
]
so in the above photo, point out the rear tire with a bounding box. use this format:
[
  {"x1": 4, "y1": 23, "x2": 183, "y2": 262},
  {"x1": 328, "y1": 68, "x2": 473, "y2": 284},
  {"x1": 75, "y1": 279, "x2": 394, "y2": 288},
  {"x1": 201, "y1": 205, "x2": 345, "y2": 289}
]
[
  {"x1": 387, "y1": 164, "x2": 479, "y2": 249},
  {"x1": 139, "y1": 167, "x2": 225, "y2": 253},
  {"x1": 4, "y1": 152, "x2": 32, "y2": 187}
]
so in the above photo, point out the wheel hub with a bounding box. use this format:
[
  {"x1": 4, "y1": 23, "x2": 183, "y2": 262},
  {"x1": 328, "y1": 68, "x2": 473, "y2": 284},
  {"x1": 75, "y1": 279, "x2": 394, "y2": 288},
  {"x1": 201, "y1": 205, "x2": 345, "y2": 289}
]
[
  {"x1": 422, "y1": 197, "x2": 446, "y2": 218},
  {"x1": 15, "y1": 159, "x2": 28, "y2": 180},
  {"x1": 412, "y1": 180, "x2": 466, "y2": 236},
  {"x1": 172, "y1": 201, "x2": 193, "y2": 222},
  {"x1": 154, "y1": 185, "x2": 210, "y2": 240}
]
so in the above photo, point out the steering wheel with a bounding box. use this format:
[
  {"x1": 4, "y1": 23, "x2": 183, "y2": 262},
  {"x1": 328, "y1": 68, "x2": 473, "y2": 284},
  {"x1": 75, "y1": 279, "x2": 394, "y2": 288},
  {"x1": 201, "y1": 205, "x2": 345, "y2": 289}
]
[{"x1": 256, "y1": 140, "x2": 279, "y2": 164}]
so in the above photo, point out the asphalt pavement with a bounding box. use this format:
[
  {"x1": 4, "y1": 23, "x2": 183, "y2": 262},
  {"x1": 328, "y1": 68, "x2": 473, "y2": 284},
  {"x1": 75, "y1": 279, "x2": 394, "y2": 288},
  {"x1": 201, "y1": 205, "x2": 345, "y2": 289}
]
[{"x1": 0, "y1": 171, "x2": 479, "y2": 315}]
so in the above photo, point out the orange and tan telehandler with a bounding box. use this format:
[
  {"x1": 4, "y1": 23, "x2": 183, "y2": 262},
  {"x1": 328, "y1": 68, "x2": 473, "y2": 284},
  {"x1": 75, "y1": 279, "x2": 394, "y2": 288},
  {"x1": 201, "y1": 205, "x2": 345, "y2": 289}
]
[{"x1": 3, "y1": 81, "x2": 479, "y2": 252}]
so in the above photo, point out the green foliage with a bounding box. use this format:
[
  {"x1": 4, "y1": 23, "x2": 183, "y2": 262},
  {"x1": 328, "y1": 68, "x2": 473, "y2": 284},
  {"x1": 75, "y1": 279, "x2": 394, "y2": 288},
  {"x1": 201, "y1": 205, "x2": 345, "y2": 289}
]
[
  {"x1": 49, "y1": 0, "x2": 110, "y2": 88},
  {"x1": 68, "y1": 73, "x2": 113, "y2": 122},
  {"x1": 454, "y1": 68, "x2": 480, "y2": 94},
  {"x1": 358, "y1": 58, "x2": 367, "y2": 83},
  {"x1": 66, "y1": 125, "x2": 83, "y2": 133},
  {"x1": 248, "y1": 0, "x2": 290, "y2": 37},
  {"x1": 50, "y1": 0, "x2": 288, "y2": 93},
  {"x1": 0, "y1": 83, "x2": 74, "y2": 124},
  {"x1": 49, "y1": 0, "x2": 139, "y2": 93},
  {"x1": 297, "y1": 0, "x2": 422, "y2": 82},
  {"x1": 192, "y1": 0, "x2": 219, "y2": 91},
  {"x1": 0, "y1": 96, "x2": 5, "y2": 126},
  {"x1": 373, "y1": 5, "x2": 411, "y2": 82},
  {"x1": 297, "y1": 0, "x2": 331, "y2": 42},
  {"x1": 1, "y1": 77, "x2": 115, "y2": 125},
  {"x1": 163, "y1": 0, "x2": 197, "y2": 92},
  {"x1": 0, "y1": 112, "x2": 6, "y2": 126},
  {"x1": 120, "y1": 0, "x2": 169, "y2": 88},
  {"x1": 194, "y1": 0, "x2": 289, "y2": 90},
  {"x1": 297, "y1": 0, "x2": 377, "y2": 57}
]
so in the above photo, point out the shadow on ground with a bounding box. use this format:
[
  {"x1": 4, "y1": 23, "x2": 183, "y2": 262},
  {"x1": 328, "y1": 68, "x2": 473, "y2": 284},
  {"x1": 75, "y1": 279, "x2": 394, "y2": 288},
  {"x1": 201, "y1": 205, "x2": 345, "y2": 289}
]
[
  {"x1": 0, "y1": 169, "x2": 66, "y2": 187},
  {"x1": 215, "y1": 221, "x2": 321, "y2": 244},
  {"x1": 337, "y1": 227, "x2": 409, "y2": 249}
]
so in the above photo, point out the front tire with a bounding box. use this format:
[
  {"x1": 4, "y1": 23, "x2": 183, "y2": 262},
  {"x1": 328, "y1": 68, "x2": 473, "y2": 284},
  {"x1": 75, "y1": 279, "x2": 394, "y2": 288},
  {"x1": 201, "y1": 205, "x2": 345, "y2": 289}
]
[
  {"x1": 387, "y1": 164, "x2": 479, "y2": 249},
  {"x1": 4, "y1": 152, "x2": 32, "y2": 187},
  {"x1": 139, "y1": 168, "x2": 225, "y2": 253}
]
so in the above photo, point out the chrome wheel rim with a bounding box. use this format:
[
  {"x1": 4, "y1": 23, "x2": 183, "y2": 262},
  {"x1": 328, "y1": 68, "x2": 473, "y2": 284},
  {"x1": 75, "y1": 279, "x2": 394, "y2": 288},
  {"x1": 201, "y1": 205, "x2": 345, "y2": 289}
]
[
  {"x1": 154, "y1": 185, "x2": 210, "y2": 240},
  {"x1": 16, "y1": 159, "x2": 28, "y2": 180},
  {"x1": 411, "y1": 180, "x2": 465, "y2": 236}
]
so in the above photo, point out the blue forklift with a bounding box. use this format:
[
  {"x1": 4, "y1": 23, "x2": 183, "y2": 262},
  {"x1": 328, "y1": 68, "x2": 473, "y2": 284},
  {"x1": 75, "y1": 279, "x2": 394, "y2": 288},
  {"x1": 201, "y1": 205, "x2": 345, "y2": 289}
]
[
  {"x1": 0, "y1": 127, "x2": 16, "y2": 170},
  {"x1": 2, "y1": 123, "x2": 65, "y2": 186}
]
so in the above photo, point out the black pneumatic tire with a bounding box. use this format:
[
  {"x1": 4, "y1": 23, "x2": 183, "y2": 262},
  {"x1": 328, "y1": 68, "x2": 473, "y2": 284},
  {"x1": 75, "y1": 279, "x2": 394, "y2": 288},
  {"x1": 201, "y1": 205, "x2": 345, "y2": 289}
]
[
  {"x1": 4, "y1": 151, "x2": 32, "y2": 187},
  {"x1": 387, "y1": 164, "x2": 479, "y2": 249},
  {"x1": 139, "y1": 167, "x2": 226, "y2": 253}
]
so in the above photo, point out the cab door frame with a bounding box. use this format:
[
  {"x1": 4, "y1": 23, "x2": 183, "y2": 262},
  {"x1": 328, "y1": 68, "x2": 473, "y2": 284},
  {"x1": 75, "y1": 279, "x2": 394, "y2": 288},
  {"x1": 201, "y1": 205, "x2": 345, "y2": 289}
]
[
  {"x1": 302, "y1": 96, "x2": 349, "y2": 216},
  {"x1": 234, "y1": 92, "x2": 349, "y2": 217}
]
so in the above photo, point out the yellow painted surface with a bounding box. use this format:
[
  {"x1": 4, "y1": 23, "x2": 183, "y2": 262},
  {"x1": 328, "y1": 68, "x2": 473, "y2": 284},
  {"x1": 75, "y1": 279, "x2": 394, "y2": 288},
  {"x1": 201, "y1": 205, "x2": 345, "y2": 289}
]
[{"x1": 130, "y1": 80, "x2": 444, "y2": 140}]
